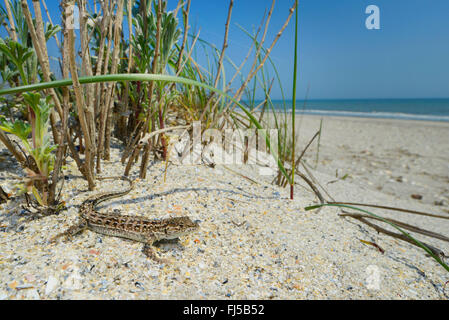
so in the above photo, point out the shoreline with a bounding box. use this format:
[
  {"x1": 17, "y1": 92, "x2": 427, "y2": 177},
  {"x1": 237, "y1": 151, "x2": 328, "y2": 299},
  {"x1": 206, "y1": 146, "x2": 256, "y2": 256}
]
[{"x1": 244, "y1": 109, "x2": 449, "y2": 123}]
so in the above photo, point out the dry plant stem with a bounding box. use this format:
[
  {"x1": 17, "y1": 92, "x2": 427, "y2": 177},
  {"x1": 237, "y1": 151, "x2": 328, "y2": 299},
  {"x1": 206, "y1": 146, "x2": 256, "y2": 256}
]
[
  {"x1": 94, "y1": 0, "x2": 112, "y2": 114},
  {"x1": 236, "y1": 1, "x2": 295, "y2": 103},
  {"x1": 200, "y1": 0, "x2": 233, "y2": 122},
  {"x1": 226, "y1": 16, "x2": 263, "y2": 89},
  {"x1": 213, "y1": 0, "x2": 233, "y2": 88},
  {"x1": 222, "y1": 165, "x2": 259, "y2": 185},
  {"x1": 124, "y1": 125, "x2": 191, "y2": 176},
  {"x1": 0, "y1": 131, "x2": 27, "y2": 166},
  {"x1": 281, "y1": 130, "x2": 320, "y2": 188},
  {"x1": 301, "y1": 161, "x2": 336, "y2": 202},
  {"x1": 124, "y1": 145, "x2": 142, "y2": 177},
  {"x1": 79, "y1": 0, "x2": 95, "y2": 111},
  {"x1": 345, "y1": 214, "x2": 446, "y2": 259},
  {"x1": 55, "y1": 4, "x2": 83, "y2": 174},
  {"x1": 66, "y1": 1, "x2": 96, "y2": 190},
  {"x1": 138, "y1": 125, "x2": 192, "y2": 146},
  {"x1": 175, "y1": 0, "x2": 191, "y2": 73},
  {"x1": 41, "y1": 0, "x2": 61, "y2": 49},
  {"x1": 80, "y1": 9, "x2": 98, "y2": 64},
  {"x1": 167, "y1": 0, "x2": 192, "y2": 94},
  {"x1": 2, "y1": 14, "x2": 13, "y2": 38},
  {"x1": 22, "y1": 0, "x2": 64, "y2": 174},
  {"x1": 227, "y1": 0, "x2": 276, "y2": 107},
  {"x1": 118, "y1": 0, "x2": 135, "y2": 137},
  {"x1": 48, "y1": 13, "x2": 74, "y2": 204},
  {"x1": 172, "y1": 0, "x2": 184, "y2": 17},
  {"x1": 216, "y1": 1, "x2": 296, "y2": 129},
  {"x1": 176, "y1": 30, "x2": 200, "y2": 77},
  {"x1": 257, "y1": 79, "x2": 274, "y2": 123},
  {"x1": 140, "y1": 0, "x2": 162, "y2": 179},
  {"x1": 296, "y1": 171, "x2": 325, "y2": 204},
  {"x1": 121, "y1": 121, "x2": 144, "y2": 164},
  {"x1": 48, "y1": 92, "x2": 69, "y2": 204},
  {"x1": 330, "y1": 202, "x2": 449, "y2": 221},
  {"x1": 97, "y1": 0, "x2": 124, "y2": 171},
  {"x1": 104, "y1": 0, "x2": 125, "y2": 161},
  {"x1": 141, "y1": 0, "x2": 148, "y2": 35},
  {"x1": 206, "y1": 20, "x2": 262, "y2": 126},
  {"x1": 21, "y1": 1, "x2": 63, "y2": 123},
  {"x1": 30, "y1": 0, "x2": 54, "y2": 90},
  {"x1": 98, "y1": 3, "x2": 114, "y2": 122},
  {"x1": 339, "y1": 213, "x2": 449, "y2": 243},
  {"x1": 3, "y1": 0, "x2": 18, "y2": 42}
]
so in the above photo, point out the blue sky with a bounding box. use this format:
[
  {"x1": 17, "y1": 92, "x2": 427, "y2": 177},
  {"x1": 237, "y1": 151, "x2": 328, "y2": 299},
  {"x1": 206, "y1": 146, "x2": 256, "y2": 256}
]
[
  {"x1": 182, "y1": 0, "x2": 449, "y2": 100},
  {"x1": 3, "y1": 0, "x2": 449, "y2": 100}
]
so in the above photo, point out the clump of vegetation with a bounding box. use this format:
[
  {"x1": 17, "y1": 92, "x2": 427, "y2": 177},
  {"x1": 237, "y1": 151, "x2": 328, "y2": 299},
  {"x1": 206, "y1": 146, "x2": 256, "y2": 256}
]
[
  {"x1": 0, "y1": 92, "x2": 57, "y2": 206},
  {"x1": 0, "y1": 0, "x2": 297, "y2": 206}
]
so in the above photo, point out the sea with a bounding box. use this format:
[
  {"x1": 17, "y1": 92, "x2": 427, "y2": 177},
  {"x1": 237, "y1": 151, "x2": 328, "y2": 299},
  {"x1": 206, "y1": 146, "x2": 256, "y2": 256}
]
[{"x1": 260, "y1": 98, "x2": 449, "y2": 122}]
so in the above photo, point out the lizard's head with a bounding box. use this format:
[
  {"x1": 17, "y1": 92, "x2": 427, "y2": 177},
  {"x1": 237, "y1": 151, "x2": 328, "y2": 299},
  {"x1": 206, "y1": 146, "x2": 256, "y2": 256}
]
[{"x1": 166, "y1": 216, "x2": 200, "y2": 239}]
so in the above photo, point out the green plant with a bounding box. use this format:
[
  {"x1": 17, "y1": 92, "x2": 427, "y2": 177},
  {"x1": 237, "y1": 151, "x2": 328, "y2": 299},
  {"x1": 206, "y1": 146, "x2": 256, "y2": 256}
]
[
  {"x1": 0, "y1": 38, "x2": 37, "y2": 85},
  {"x1": 44, "y1": 22, "x2": 61, "y2": 42},
  {"x1": 290, "y1": 0, "x2": 299, "y2": 200},
  {"x1": 0, "y1": 92, "x2": 56, "y2": 206}
]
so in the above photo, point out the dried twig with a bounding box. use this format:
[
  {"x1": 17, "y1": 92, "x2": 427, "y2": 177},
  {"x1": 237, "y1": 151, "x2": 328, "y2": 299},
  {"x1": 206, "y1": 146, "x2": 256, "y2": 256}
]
[
  {"x1": 331, "y1": 202, "x2": 449, "y2": 221},
  {"x1": 3, "y1": 0, "x2": 18, "y2": 42},
  {"x1": 345, "y1": 214, "x2": 446, "y2": 259},
  {"x1": 97, "y1": 0, "x2": 125, "y2": 171},
  {"x1": 65, "y1": 0, "x2": 96, "y2": 190},
  {"x1": 0, "y1": 131, "x2": 27, "y2": 166},
  {"x1": 139, "y1": 0, "x2": 163, "y2": 179},
  {"x1": 341, "y1": 213, "x2": 449, "y2": 243},
  {"x1": 200, "y1": 0, "x2": 233, "y2": 121}
]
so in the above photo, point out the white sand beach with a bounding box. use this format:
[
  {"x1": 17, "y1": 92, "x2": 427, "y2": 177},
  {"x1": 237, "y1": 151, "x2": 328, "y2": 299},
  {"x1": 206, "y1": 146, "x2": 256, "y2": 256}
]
[
  {"x1": 295, "y1": 115, "x2": 449, "y2": 209},
  {"x1": 0, "y1": 115, "x2": 448, "y2": 300}
]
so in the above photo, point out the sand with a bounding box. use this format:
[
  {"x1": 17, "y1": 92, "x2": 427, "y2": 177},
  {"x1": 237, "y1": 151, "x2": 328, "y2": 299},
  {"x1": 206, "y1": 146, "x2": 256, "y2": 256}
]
[
  {"x1": 0, "y1": 115, "x2": 448, "y2": 300},
  {"x1": 294, "y1": 115, "x2": 449, "y2": 208}
]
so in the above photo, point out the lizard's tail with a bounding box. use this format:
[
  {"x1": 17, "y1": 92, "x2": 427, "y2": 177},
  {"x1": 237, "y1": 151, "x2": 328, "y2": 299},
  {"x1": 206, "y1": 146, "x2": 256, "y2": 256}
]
[
  {"x1": 97, "y1": 175, "x2": 134, "y2": 186},
  {"x1": 90, "y1": 176, "x2": 135, "y2": 205}
]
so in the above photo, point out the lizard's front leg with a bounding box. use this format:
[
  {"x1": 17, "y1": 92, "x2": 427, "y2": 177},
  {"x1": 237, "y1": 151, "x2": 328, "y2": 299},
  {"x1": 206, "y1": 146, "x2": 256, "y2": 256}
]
[
  {"x1": 142, "y1": 241, "x2": 171, "y2": 264},
  {"x1": 50, "y1": 220, "x2": 88, "y2": 243}
]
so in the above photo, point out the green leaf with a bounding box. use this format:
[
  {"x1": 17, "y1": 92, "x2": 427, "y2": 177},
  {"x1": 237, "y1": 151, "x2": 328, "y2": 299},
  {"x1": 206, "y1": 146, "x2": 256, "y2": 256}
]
[
  {"x1": 44, "y1": 22, "x2": 61, "y2": 42},
  {"x1": 0, "y1": 117, "x2": 32, "y2": 142}
]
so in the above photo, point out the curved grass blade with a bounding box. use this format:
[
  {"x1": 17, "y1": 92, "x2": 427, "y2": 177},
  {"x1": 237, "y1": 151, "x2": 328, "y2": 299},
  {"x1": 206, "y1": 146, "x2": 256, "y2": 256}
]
[{"x1": 305, "y1": 203, "x2": 449, "y2": 273}]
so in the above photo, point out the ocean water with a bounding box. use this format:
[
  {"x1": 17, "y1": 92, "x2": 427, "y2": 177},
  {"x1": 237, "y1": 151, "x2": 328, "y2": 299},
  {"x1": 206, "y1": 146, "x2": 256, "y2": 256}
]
[{"x1": 262, "y1": 99, "x2": 449, "y2": 122}]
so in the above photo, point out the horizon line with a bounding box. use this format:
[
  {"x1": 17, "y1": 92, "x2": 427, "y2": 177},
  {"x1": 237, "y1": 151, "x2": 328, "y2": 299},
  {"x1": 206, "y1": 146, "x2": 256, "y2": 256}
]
[{"x1": 249, "y1": 97, "x2": 449, "y2": 101}]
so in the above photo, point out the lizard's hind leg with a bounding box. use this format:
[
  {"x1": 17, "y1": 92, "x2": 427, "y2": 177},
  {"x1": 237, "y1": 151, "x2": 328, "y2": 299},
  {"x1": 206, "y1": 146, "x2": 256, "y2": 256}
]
[{"x1": 50, "y1": 221, "x2": 88, "y2": 243}]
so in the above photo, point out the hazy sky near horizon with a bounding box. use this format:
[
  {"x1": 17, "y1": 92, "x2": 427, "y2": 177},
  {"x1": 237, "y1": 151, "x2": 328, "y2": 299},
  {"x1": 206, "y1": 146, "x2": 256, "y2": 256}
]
[{"x1": 2, "y1": 0, "x2": 449, "y2": 100}]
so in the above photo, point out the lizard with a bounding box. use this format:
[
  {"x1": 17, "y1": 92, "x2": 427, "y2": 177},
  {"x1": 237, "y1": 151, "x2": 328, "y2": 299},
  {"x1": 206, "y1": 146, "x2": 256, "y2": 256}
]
[{"x1": 51, "y1": 176, "x2": 199, "y2": 263}]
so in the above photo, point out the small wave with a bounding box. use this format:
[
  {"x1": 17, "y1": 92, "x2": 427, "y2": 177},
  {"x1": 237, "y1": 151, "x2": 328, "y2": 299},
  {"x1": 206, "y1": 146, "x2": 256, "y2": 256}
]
[{"x1": 296, "y1": 109, "x2": 449, "y2": 122}]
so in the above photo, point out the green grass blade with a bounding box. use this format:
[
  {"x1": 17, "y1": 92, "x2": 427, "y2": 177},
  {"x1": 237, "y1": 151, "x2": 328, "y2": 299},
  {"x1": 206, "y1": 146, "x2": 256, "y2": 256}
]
[{"x1": 305, "y1": 203, "x2": 449, "y2": 273}]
